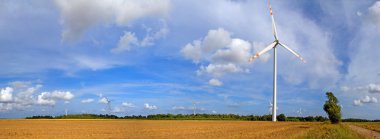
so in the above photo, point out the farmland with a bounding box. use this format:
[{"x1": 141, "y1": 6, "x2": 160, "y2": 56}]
[
  {"x1": 347, "y1": 122, "x2": 380, "y2": 132},
  {"x1": 0, "y1": 120, "x2": 364, "y2": 139}
]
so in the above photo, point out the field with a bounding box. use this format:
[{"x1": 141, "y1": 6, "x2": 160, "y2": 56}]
[
  {"x1": 0, "y1": 120, "x2": 364, "y2": 139},
  {"x1": 347, "y1": 122, "x2": 380, "y2": 132}
]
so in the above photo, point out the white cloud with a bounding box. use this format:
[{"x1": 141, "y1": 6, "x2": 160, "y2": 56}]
[
  {"x1": 98, "y1": 97, "x2": 109, "y2": 104},
  {"x1": 368, "y1": 84, "x2": 380, "y2": 93},
  {"x1": 369, "y1": 1, "x2": 380, "y2": 27},
  {"x1": 0, "y1": 87, "x2": 13, "y2": 103},
  {"x1": 202, "y1": 28, "x2": 232, "y2": 53},
  {"x1": 172, "y1": 106, "x2": 185, "y2": 110},
  {"x1": 37, "y1": 91, "x2": 74, "y2": 106},
  {"x1": 81, "y1": 98, "x2": 94, "y2": 103},
  {"x1": 181, "y1": 40, "x2": 202, "y2": 63},
  {"x1": 37, "y1": 93, "x2": 56, "y2": 106},
  {"x1": 344, "y1": 2, "x2": 380, "y2": 96},
  {"x1": 353, "y1": 96, "x2": 378, "y2": 106},
  {"x1": 111, "y1": 107, "x2": 123, "y2": 113},
  {"x1": 8, "y1": 81, "x2": 32, "y2": 89},
  {"x1": 72, "y1": 56, "x2": 121, "y2": 71},
  {"x1": 144, "y1": 103, "x2": 157, "y2": 110},
  {"x1": 14, "y1": 85, "x2": 42, "y2": 106},
  {"x1": 353, "y1": 99, "x2": 362, "y2": 106},
  {"x1": 212, "y1": 110, "x2": 217, "y2": 114},
  {"x1": 211, "y1": 39, "x2": 252, "y2": 65},
  {"x1": 140, "y1": 20, "x2": 169, "y2": 47},
  {"x1": 198, "y1": 63, "x2": 241, "y2": 77},
  {"x1": 55, "y1": 0, "x2": 170, "y2": 41},
  {"x1": 341, "y1": 86, "x2": 350, "y2": 92},
  {"x1": 111, "y1": 20, "x2": 169, "y2": 53},
  {"x1": 41, "y1": 91, "x2": 74, "y2": 100},
  {"x1": 208, "y1": 78, "x2": 223, "y2": 86},
  {"x1": 111, "y1": 32, "x2": 138, "y2": 53},
  {"x1": 122, "y1": 102, "x2": 135, "y2": 108},
  {"x1": 182, "y1": 28, "x2": 252, "y2": 68}
]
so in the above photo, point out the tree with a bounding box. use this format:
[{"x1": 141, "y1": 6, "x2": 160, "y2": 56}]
[
  {"x1": 277, "y1": 114, "x2": 286, "y2": 121},
  {"x1": 323, "y1": 92, "x2": 341, "y2": 124}
]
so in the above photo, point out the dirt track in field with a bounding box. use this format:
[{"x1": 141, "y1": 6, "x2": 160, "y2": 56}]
[{"x1": 348, "y1": 125, "x2": 380, "y2": 139}]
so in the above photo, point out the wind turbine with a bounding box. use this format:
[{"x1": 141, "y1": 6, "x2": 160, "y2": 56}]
[
  {"x1": 192, "y1": 101, "x2": 197, "y2": 115},
  {"x1": 268, "y1": 101, "x2": 278, "y2": 114},
  {"x1": 249, "y1": 0, "x2": 305, "y2": 122},
  {"x1": 105, "y1": 97, "x2": 112, "y2": 115},
  {"x1": 296, "y1": 108, "x2": 303, "y2": 117}
]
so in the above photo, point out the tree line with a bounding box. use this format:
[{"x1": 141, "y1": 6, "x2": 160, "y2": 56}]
[
  {"x1": 25, "y1": 113, "x2": 379, "y2": 122},
  {"x1": 26, "y1": 113, "x2": 328, "y2": 122}
]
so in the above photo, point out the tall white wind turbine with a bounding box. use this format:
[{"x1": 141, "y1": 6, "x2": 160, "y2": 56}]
[{"x1": 249, "y1": 0, "x2": 306, "y2": 122}]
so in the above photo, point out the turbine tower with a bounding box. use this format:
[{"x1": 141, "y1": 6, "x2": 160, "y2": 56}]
[{"x1": 249, "y1": 0, "x2": 305, "y2": 122}]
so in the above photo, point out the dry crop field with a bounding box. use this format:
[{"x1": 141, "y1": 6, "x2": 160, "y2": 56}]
[
  {"x1": 348, "y1": 122, "x2": 380, "y2": 132},
  {"x1": 0, "y1": 120, "x2": 361, "y2": 139}
]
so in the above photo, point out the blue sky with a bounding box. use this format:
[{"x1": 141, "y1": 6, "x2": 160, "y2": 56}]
[{"x1": 0, "y1": 0, "x2": 380, "y2": 119}]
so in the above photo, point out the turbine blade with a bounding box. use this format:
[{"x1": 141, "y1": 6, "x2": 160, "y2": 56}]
[
  {"x1": 279, "y1": 43, "x2": 306, "y2": 63},
  {"x1": 268, "y1": 0, "x2": 278, "y2": 40},
  {"x1": 249, "y1": 42, "x2": 277, "y2": 62}
]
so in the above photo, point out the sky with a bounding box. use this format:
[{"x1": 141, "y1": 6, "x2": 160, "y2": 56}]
[{"x1": 0, "y1": 0, "x2": 379, "y2": 119}]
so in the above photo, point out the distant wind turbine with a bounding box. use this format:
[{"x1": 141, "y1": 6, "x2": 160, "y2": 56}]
[
  {"x1": 296, "y1": 108, "x2": 303, "y2": 117},
  {"x1": 249, "y1": 0, "x2": 305, "y2": 122},
  {"x1": 192, "y1": 101, "x2": 199, "y2": 115},
  {"x1": 105, "y1": 97, "x2": 112, "y2": 114},
  {"x1": 193, "y1": 102, "x2": 196, "y2": 115}
]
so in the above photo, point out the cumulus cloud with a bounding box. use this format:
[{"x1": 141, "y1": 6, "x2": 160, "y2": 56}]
[
  {"x1": 208, "y1": 78, "x2": 223, "y2": 86},
  {"x1": 353, "y1": 96, "x2": 378, "y2": 106},
  {"x1": 55, "y1": 0, "x2": 170, "y2": 41},
  {"x1": 0, "y1": 87, "x2": 13, "y2": 103},
  {"x1": 144, "y1": 103, "x2": 157, "y2": 110},
  {"x1": 37, "y1": 91, "x2": 74, "y2": 106},
  {"x1": 81, "y1": 98, "x2": 94, "y2": 103},
  {"x1": 122, "y1": 102, "x2": 135, "y2": 108},
  {"x1": 182, "y1": 28, "x2": 254, "y2": 84},
  {"x1": 368, "y1": 84, "x2": 380, "y2": 93},
  {"x1": 202, "y1": 28, "x2": 232, "y2": 53},
  {"x1": 98, "y1": 97, "x2": 109, "y2": 104},
  {"x1": 181, "y1": 40, "x2": 202, "y2": 63},
  {"x1": 14, "y1": 85, "x2": 42, "y2": 106},
  {"x1": 198, "y1": 63, "x2": 241, "y2": 77}
]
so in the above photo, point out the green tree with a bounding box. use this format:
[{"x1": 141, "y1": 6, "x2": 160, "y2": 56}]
[
  {"x1": 277, "y1": 114, "x2": 286, "y2": 121},
  {"x1": 323, "y1": 92, "x2": 341, "y2": 124}
]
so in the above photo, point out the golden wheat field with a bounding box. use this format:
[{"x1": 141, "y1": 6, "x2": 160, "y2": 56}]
[{"x1": 0, "y1": 120, "x2": 327, "y2": 139}]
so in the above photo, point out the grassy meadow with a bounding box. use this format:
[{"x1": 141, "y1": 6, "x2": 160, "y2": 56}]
[{"x1": 0, "y1": 119, "x2": 365, "y2": 139}]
